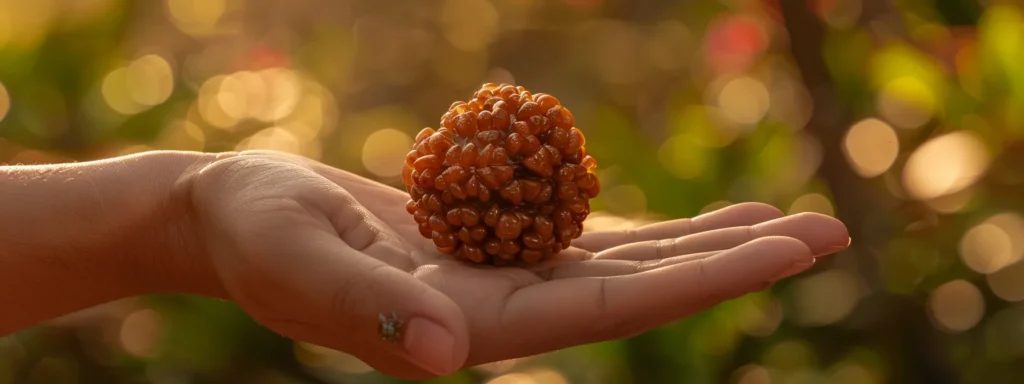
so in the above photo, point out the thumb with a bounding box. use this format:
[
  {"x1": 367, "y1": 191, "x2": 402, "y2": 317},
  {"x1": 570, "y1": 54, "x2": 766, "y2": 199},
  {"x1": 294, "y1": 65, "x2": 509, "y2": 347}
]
[
  {"x1": 245, "y1": 229, "x2": 470, "y2": 379},
  {"x1": 335, "y1": 240, "x2": 471, "y2": 377}
]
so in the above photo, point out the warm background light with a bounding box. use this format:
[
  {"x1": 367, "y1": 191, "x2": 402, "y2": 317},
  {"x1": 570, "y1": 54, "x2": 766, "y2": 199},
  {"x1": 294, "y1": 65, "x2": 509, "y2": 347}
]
[
  {"x1": 960, "y1": 212, "x2": 1024, "y2": 274},
  {"x1": 788, "y1": 269, "x2": 864, "y2": 327},
  {"x1": 361, "y1": 128, "x2": 412, "y2": 178},
  {"x1": 842, "y1": 118, "x2": 899, "y2": 178},
  {"x1": 929, "y1": 279, "x2": 985, "y2": 333},
  {"x1": 2, "y1": 1, "x2": 1024, "y2": 382},
  {"x1": 788, "y1": 193, "x2": 835, "y2": 216},
  {"x1": 902, "y1": 131, "x2": 991, "y2": 200},
  {"x1": 716, "y1": 76, "x2": 771, "y2": 125}
]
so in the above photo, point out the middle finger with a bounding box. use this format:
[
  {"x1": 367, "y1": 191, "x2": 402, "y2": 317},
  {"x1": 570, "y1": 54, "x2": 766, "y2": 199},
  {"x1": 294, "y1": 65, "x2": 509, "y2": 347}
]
[{"x1": 593, "y1": 212, "x2": 849, "y2": 261}]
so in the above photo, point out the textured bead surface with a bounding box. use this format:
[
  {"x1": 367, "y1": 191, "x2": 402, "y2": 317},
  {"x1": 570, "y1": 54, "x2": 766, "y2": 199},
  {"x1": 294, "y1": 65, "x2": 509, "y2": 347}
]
[{"x1": 401, "y1": 83, "x2": 600, "y2": 265}]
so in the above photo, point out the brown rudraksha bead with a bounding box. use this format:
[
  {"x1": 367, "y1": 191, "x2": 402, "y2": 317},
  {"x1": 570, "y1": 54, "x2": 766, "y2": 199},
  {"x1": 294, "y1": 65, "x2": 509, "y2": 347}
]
[{"x1": 401, "y1": 83, "x2": 600, "y2": 265}]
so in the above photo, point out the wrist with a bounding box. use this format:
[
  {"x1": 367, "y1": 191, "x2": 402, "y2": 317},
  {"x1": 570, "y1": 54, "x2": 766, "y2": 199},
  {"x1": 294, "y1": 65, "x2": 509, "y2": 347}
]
[
  {"x1": 152, "y1": 150, "x2": 239, "y2": 299},
  {"x1": 0, "y1": 151, "x2": 229, "y2": 334},
  {"x1": 77, "y1": 150, "x2": 230, "y2": 299}
]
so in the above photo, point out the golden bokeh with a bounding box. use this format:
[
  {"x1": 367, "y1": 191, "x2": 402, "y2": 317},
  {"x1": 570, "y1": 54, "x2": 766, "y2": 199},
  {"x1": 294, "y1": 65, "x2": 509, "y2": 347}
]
[
  {"x1": 126, "y1": 55, "x2": 175, "y2": 107},
  {"x1": 986, "y1": 259, "x2": 1024, "y2": 302},
  {"x1": 928, "y1": 279, "x2": 985, "y2": 332},
  {"x1": 102, "y1": 55, "x2": 175, "y2": 115},
  {"x1": 902, "y1": 131, "x2": 990, "y2": 200},
  {"x1": 716, "y1": 76, "x2": 771, "y2": 125},
  {"x1": 197, "y1": 75, "x2": 236, "y2": 128},
  {"x1": 221, "y1": 69, "x2": 302, "y2": 123},
  {"x1": 361, "y1": 128, "x2": 413, "y2": 178},
  {"x1": 194, "y1": 68, "x2": 313, "y2": 132},
  {"x1": 959, "y1": 212, "x2": 1024, "y2": 274},
  {"x1": 842, "y1": 118, "x2": 899, "y2": 178},
  {"x1": 767, "y1": 75, "x2": 814, "y2": 131},
  {"x1": 285, "y1": 82, "x2": 337, "y2": 140},
  {"x1": 118, "y1": 308, "x2": 163, "y2": 359},
  {"x1": 166, "y1": 0, "x2": 227, "y2": 36},
  {"x1": 255, "y1": 68, "x2": 302, "y2": 122},
  {"x1": 102, "y1": 67, "x2": 145, "y2": 115},
  {"x1": 987, "y1": 213, "x2": 1024, "y2": 258},
  {"x1": 216, "y1": 72, "x2": 250, "y2": 121},
  {"x1": 788, "y1": 193, "x2": 835, "y2": 217},
  {"x1": 789, "y1": 269, "x2": 863, "y2": 327}
]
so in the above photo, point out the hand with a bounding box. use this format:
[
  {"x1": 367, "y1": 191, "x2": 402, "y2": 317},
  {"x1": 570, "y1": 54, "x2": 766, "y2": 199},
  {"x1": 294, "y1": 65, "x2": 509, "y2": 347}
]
[{"x1": 182, "y1": 151, "x2": 850, "y2": 380}]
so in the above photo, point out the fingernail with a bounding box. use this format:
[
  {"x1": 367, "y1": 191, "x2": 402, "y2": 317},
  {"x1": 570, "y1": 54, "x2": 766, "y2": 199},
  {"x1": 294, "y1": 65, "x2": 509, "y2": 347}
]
[
  {"x1": 818, "y1": 238, "x2": 851, "y2": 255},
  {"x1": 403, "y1": 317, "x2": 458, "y2": 376}
]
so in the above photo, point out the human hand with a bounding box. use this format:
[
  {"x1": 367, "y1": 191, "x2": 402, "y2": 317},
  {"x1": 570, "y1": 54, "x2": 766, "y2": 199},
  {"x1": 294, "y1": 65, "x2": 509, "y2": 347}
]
[{"x1": 180, "y1": 151, "x2": 850, "y2": 380}]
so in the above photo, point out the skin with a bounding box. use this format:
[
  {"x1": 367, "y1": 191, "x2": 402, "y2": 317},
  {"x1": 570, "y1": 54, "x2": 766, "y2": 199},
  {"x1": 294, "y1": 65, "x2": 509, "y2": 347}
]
[{"x1": 0, "y1": 150, "x2": 851, "y2": 380}]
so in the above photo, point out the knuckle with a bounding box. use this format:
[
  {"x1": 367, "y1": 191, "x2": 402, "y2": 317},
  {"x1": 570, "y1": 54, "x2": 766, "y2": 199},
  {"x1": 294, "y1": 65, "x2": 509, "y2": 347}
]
[
  {"x1": 694, "y1": 257, "x2": 716, "y2": 307},
  {"x1": 654, "y1": 238, "x2": 673, "y2": 259},
  {"x1": 632, "y1": 260, "x2": 647, "y2": 274},
  {"x1": 588, "y1": 279, "x2": 643, "y2": 341}
]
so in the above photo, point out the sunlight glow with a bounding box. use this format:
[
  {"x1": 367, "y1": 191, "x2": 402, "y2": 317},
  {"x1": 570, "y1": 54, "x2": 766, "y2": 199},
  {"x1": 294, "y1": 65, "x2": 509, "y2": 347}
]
[
  {"x1": 929, "y1": 279, "x2": 985, "y2": 332},
  {"x1": 902, "y1": 131, "x2": 990, "y2": 200}
]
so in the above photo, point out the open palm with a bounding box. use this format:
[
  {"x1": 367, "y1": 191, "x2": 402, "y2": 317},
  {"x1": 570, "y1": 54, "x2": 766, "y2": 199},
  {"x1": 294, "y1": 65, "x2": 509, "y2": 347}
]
[{"x1": 256, "y1": 151, "x2": 850, "y2": 367}]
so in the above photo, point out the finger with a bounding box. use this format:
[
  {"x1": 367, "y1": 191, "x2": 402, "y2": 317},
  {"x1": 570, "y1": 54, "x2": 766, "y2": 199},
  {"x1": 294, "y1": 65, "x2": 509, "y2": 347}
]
[
  {"x1": 312, "y1": 182, "x2": 417, "y2": 271},
  {"x1": 546, "y1": 248, "x2": 822, "y2": 280},
  {"x1": 238, "y1": 228, "x2": 470, "y2": 379},
  {"x1": 593, "y1": 212, "x2": 850, "y2": 261},
  {"x1": 572, "y1": 202, "x2": 784, "y2": 252},
  {"x1": 495, "y1": 236, "x2": 812, "y2": 357},
  {"x1": 543, "y1": 250, "x2": 721, "y2": 279}
]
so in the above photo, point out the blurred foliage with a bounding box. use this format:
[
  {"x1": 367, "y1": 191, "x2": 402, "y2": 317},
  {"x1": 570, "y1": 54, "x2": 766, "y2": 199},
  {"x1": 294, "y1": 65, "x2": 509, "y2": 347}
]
[{"x1": 3, "y1": 0, "x2": 1024, "y2": 383}]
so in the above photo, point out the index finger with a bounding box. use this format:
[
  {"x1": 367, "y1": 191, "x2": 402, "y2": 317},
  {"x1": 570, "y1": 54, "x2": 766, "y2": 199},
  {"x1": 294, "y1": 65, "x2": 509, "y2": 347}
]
[
  {"x1": 572, "y1": 202, "x2": 784, "y2": 252},
  {"x1": 493, "y1": 236, "x2": 813, "y2": 357}
]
